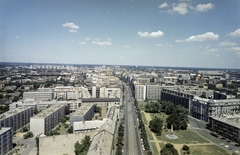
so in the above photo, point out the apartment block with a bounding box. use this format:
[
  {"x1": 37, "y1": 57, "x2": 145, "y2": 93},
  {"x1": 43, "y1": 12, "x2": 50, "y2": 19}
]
[
  {"x1": 0, "y1": 106, "x2": 34, "y2": 132},
  {"x1": 135, "y1": 84, "x2": 146, "y2": 101},
  {"x1": 0, "y1": 127, "x2": 13, "y2": 155},
  {"x1": 70, "y1": 104, "x2": 94, "y2": 126},
  {"x1": 30, "y1": 105, "x2": 65, "y2": 135},
  {"x1": 146, "y1": 84, "x2": 161, "y2": 101},
  {"x1": 209, "y1": 114, "x2": 240, "y2": 142},
  {"x1": 23, "y1": 92, "x2": 54, "y2": 101},
  {"x1": 191, "y1": 97, "x2": 240, "y2": 122}
]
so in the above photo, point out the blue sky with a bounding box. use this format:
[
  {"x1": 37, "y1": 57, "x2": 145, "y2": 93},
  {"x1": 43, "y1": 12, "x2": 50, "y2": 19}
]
[{"x1": 0, "y1": 0, "x2": 240, "y2": 69}]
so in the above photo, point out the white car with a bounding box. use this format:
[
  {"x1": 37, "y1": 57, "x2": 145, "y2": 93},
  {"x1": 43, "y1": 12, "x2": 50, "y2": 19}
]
[
  {"x1": 234, "y1": 150, "x2": 239, "y2": 153},
  {"x1": 224, "y1": 145, "x2": 229, "y2": 148},
  {"x1": 219, "y1": 143, "x2": 224, "y2": 146}
]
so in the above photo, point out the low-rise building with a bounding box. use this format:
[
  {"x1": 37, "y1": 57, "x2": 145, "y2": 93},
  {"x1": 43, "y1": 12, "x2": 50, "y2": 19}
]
[
  {"x1": 0, "y1": 127, "x2": 13, "y2": 155},
  {"x1": 0, "y1": 106, "x2": 34, "y2": 132},
  {"x1": 30, "y1": 105, "x2": 65, "y2": 135}
]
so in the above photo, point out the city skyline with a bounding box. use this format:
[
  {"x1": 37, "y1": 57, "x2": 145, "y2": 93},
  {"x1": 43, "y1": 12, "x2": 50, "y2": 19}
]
[{"x1": 1, "y1": 0, "x2": 240, "y2": 69}]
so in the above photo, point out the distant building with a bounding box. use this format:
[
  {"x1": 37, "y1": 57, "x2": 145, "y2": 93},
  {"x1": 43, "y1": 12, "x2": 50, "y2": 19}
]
[
  {"x1": 0, "y1": 106, "x2": 34, "y2": 132},
  {"x1": 191, "y1": 97, "x2": 240, "y2": 122},
  {"x1": 214, "y1": 91, "x2": 235, "y2": 99},
  {"x1": 70, "y1": 104, "x2": 94, "y2": 126},
  {"x1": 30, "y1": 105, "x2": 65, "y2": 135},
  {"x1": 0, "y1": 127, "x2": 13, "y2": 155},
  {"x1": 135, "y1": 84, "x2": 146, "y2": 101},
  {"x1": 23, "y1": 92, "x2": 54, "y2": 101},
  {"x1": 146, "y1": 84, "x2": 161, "y2": 101}
]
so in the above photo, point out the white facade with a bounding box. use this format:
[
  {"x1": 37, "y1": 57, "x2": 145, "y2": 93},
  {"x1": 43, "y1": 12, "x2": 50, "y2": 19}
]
[
  {"x1": 23, "y1": 92, "x2": 53, "y2": 101},
  {"x1": 135, "y1": 85, "x2": 146, "y2": 101},
  {"x1": 30, "y1": 105, "x2": 65, "y2": 135}
]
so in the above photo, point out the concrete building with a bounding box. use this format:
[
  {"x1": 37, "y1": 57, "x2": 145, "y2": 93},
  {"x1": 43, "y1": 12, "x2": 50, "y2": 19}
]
[
  {"x1": 70, "y1": 104, "x2": 94, "y2": 126},
  {"x1": 23, "y1": 92, "x2": 54, "y2": 101},
  {"x1": 30, "y1": 105, "x2": 65, "y2": 135},
  {"x1": 214, "y1": 91, "x2": 235, "y2": 99},
  {"x1": 209, "y1": 114, "x2": 240, "y2": 142},
  {"x1": 146, "y1": 84, "x2": 161, "y2": 101},
  {"x1": 0, "y1": 127, "x2": 13, "y2": 155},
  {"x1": 161, "y1": 86, "x2": 213, "y2": 110},
  {"x1": 191, "y1": 97, "x2": 240, "y2": 122},
  {"x1": 0, "y1": 106, "x2": 34, "y2": 132},
  {"x1": 135, "y1": 84, "x2": 146, "y2": 101}
]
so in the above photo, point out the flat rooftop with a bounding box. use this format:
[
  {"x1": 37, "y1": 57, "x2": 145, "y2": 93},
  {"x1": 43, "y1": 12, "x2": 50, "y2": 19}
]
[
  {"x1": 211, "y1": 113, "x2": 240, "y2": 128},
  {"x1": 72, "y1": 103, "x2": 93, "y2": 116},
  {"x1": 0, "y1": 106, "x2": 33, "y2": 120},
  {"x1": 33, "y1": 105, "x2": 64, "y2": 118},
  {"x1": 82, "y1": 98, "x2": 120, "y2": 102},
  {"x1": 0, "y1": 127, "x2": 12, "y2": 134}
]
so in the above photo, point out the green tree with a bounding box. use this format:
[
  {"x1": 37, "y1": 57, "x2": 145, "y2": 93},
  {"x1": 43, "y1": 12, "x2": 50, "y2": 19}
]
[
  {"x1": 34, "y1": 106, "x2": 39, "y2": 114},
  {"x1": 160, "y1": 143, "x2": 179, "y2": 155},
  {"x1": 182, "y1": 145, "x2": 189, "y2": 151},
  {"x1": 74, "y1": 135, "x2": 91, "y2": 155},
  {"x1": 68, "y1": 126, "x2": 73, "y2": 133},
  {"x1": 23, "y1": 131, "x2": 33, "y2": 139},
  {"x1": 35, "y1": 136, "x2": 39, "y2": 155},
  {"x1": 149, "y1": 118, "x2": 163, "y2": 135}
]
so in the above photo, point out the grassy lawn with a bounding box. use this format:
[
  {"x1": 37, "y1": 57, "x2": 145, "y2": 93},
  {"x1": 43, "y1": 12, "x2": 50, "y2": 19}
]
[
  {"x1": 141, "y1": 111, "x2": 148, "y2": 125},
  {"x1": 180, "y1": 145, "x2": 230, "y2": 155},
  {"x1": 58, "y1": 123, "x2": 69, "y2": 134},
  {"x1": 151, "y1": 142, "x2": 159, "y2": 155},
  {"x1": 146, "y1": 127, "x2": 154, "y2": 140},
  {"x1": 156, "y1": 129, "x2": 209, "y2": 144},
  {"x1": 159, "y1": 142, "x2": 165, "y2": 149}
]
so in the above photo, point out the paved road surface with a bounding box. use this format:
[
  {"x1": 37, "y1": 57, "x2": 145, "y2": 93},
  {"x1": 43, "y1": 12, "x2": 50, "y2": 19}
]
[{"x1": 124, "y1": 83, "x2": 142, "y2": 155}]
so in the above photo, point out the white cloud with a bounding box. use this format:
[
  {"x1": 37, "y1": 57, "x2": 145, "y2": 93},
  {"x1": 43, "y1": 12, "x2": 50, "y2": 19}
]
[
  {"x1": 195, "y1": 3, "x2": 214, "y2": 12},
  {"x1": 15, "y1": 36, "x2": 19, "y2": 39},
  {"x1": 228, "y1": 47, "x2": 240, "y2": 51},
  {"x1": 92, "y1": 39, "x2": 112, "y2": 45},
  {"x1": 62, "y1": 22, "x2": 79, "y2": 29},
  {"x1": 69, "y1": 29, "x2": 78, "y2": 33},
  {"x1": 124, "y1": 45, "x2": 130, "y2": 48},
  {"x1": 85, "y1": 38, "x2": 91, "y2": 40},
  {"x1": 159, "y1": 2, "x2": 168, "y2": 8},
  {"x1": 177, "y1": 32, "x2": 219, "y2": 42},
  {"x1": 229, "y1": 28, "x2": 240, "y2": 38},
  {"x1": 138, "y1": 30, "x2": 164, "y2": 38},
  {"x1": 156, "y1": 44, "x2": 162, "y2": 46},
  {"x1": 172, "y1": 3, "x2": 188, "y2": 15},
  {"x1": 156, "y1": 43, "x2": 172, "y2": 47},
  {"x1": 138, "y1": 31, "x2": 149, "y2": 37},
  {"x1": 79, "y1": 41, "x2": 86, "y2": 45},
  {"x1": 218, "y1": 41, "x2": 237, "y2": 47}
]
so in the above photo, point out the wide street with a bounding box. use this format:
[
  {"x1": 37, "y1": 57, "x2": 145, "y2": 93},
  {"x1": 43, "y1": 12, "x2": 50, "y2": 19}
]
[
  {"x1": 188, "y1": 116, "x2": 239, "y2": 154},
  {"x1": 123, "y1": 83, "x2": 142, "y2": 155}
]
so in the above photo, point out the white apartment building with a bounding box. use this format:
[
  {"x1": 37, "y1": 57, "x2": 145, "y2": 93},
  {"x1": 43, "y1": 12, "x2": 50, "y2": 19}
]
[
  {"x1": 30, "y1": 105, "x2": 65, "y2": 135},
  {"x1": 0, "y1": 127, "x2": 13, "y2": 155},
  {"x1": 191, "y1": 97, "x2": 240, "y2": 122},
  {"x1": 0, "y1": 106, "x2": 34, "y2": 132},
  {"x1": 70, "y1": 103, "x2": 94, "y2": 126},
  {"x1": 23, "y1": 92, "x2": 54, "y2": 101},
  {"x1": 135, "y1": 84, "x2": 146, "y2": 101}
]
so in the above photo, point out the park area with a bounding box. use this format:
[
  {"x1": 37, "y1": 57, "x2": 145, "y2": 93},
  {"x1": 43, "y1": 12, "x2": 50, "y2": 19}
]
[{"x1": 137, "y1": 101, "x2": 231, "y2": 155}]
